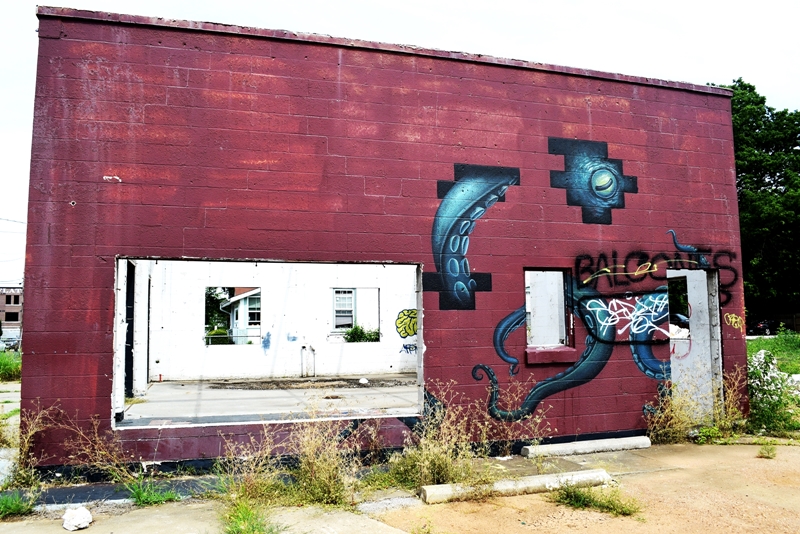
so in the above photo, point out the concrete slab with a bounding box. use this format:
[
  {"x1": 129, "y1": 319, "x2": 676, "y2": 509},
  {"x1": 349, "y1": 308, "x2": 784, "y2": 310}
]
[
  {"x1": 271, "y1": 506, "x2": 407, "y2": 533},
  {"x1": 0, "y1": 381, "x2": 20, "y2": 415},
  {"x1": 0, "y1": 499, "x2": 223, "y2": 534},
  {"x1": 569, "y1": 448, "x2": 680, "y2": 476},
  {"x1": 120, "y1": 379, "x2": 420, "y2": 428}
]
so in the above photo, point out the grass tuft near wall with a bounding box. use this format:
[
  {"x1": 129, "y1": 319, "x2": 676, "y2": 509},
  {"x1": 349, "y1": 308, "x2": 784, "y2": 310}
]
[
  {"x1": 0, "y1": 351, "x2": 21, "y2": 382},
  {"x1": 747, "y1": 327, "x2": 800, "y2": 375}
]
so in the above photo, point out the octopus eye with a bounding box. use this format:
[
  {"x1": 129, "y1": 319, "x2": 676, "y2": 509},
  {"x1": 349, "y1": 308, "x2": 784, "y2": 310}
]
[{"x1": 590, "y1": 169, "x2": 618, "y2": 199}]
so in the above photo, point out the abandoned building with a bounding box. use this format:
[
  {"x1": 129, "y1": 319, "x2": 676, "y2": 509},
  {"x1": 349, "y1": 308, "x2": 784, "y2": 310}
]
[
  {"x1": 23, "y1": 7, "x2": 746, "y2": 464},
  {"x1": 0, "y1": 287, "x2": 23, "y2": 346}
]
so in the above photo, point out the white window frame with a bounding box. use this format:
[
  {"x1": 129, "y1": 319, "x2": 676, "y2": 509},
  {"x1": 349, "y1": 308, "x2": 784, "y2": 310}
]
[
  {"x1": 333, "y1": 288, "x2": 355, "y2": 330},
  {"x1": 525, "y1": 270, "x2": 571, "y2": 348},
  {"x1": 247, "y1": 296, "x2": 261, "y2": 326}
]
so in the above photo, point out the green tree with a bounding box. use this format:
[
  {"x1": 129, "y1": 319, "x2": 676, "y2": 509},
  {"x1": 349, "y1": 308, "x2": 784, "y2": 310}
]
[
  {"x1": 205, "y1": 287, "x2": 233, "y2": 332},
  {"x1": 729, "y1": 79, "x2": 800, "y2": 316}
]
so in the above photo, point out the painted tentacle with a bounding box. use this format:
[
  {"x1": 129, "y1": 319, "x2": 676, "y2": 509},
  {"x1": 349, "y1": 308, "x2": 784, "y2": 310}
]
[
  {"x1": 629, "y1": 287, "x2": 671, "y2": 380},
  {"x1": 493, "y1": 306, "x2": 526, "y2": 376},
  {"x1": 667, "y1": 229, "x2": 710, "y2": 268},
  {"x1": 431, "y1": 171, "x2": 520, "y2": 308},
  {"x1": 473, "y1": 278, "x2": 616, "y2": 422}
]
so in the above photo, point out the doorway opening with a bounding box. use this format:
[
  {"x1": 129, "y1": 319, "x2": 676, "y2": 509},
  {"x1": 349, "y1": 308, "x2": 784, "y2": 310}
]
[{"x1": 666, "y1": 269, "x2": 723, "y2": 421}]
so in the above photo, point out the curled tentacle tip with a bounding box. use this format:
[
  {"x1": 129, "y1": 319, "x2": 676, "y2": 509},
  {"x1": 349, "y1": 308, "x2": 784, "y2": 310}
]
[{"x1": 509, "y1": 364, "x2": 519, "y2": 376}]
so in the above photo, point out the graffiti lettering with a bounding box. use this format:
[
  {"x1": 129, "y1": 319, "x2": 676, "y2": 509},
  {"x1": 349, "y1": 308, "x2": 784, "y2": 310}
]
[
  {"x1": 576, "y1": 233, "x2": 738, "y2": 306},
  {"x1": 724, "y1": 313, "x2": 745, "y2": 332},
  {"x1": 585, "y1": 293, "x2": 669, "y2": 339},
  {"x1": 581, "y1": 259, "x2": 692, "y2": 284},
  {"x1": 399, "y1": 343, "x2": 417, "y2": 355}
]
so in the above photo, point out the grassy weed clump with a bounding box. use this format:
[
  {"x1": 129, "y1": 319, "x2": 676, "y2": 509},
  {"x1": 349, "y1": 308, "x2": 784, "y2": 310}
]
[
  {"x1": 644, "y1": 382, "x2": 697, "y2": 444},
  {"x1": 222, "y1": 498, "x2": 285, "y2": 534},
  {"x1": 282, "y1": 418, "x2": 366, "y2": 505},
  {"x1": 388, "y1": 384, "x2": 478, "y2": 489},
  {"x1": 645, "y1": 367, "x2": 747, "y2": 444},
  {"x1": 60, "y1": 415, "x2": 137, "y2": 483},
  {"x1": 388, "y1": 380, "x2": 552, "y2": 490},
  {"x1": 218, "y1": 416, "x2": 378, "y2": 508},
  {"x1": 0, "y1": 352, "x2": 21, "y2": 382},
  {"x1": 216, "y1": 433, "x2": 284, "y2": 503},
  {"x1": 0, "y1": 490, "x2": 36, "y2": 519},
  {"x1": 216, "y1": 433, "x2": 286, "y2": 533},
  {"x1": 6, "y1": 404, "x2": 180, "y2": 508},
  {"x1": 747, "y1": 350, "x2": 800, "y2": 435},
  {"x1": 126, "y1": 477, "x2": 180, "y2": 506},
  {"x1": 757, "y1": 443, "x2": 777, "y2": 459},
  {"x1": 7, "y1": 403, "x2": 61, "y2": 489},
  {"x1": 0, "y1": 408, "x2": 19, "y2": 449},
  {"x1": 549, "y1": 484, "x2": 641, "y2": 516}
]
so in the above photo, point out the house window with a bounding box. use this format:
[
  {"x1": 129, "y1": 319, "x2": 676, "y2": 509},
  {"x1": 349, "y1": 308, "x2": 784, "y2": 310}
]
[
  {"x1": 5, "y1": 312, "x2": 19, "y2": 322},
  {"x1": 525, "y1": 270, "x2": 570, "y2": 347},
  {"x1": 4, "y1": 295, "x2": 18, "y2": 305},
  {"x1": 248, "y1": 296, "x2": 261, "y2": 326},
  {"x1": 334, "y1": 289, "x2": 355, "y2": 329}
]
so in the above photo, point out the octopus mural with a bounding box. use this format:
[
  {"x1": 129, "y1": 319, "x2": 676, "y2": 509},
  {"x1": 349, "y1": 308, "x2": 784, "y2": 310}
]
[
  {"x1": 423, "y1": 138, "x2": 734, "y2": 423},
  {"x1": 422, "y1": 164, "x2": 520, "y2": 310}
]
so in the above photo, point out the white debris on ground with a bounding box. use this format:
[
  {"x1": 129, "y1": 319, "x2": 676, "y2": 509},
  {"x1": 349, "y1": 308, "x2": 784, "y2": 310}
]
[
  {"x1": 359, "y1": 378, "x2": 369, "y2": 384},
  {"x1": 62, "y1": 506, "x2": 93, "y2": 531},
  {"x1": 669, "y1": 324, "x2": 690, "y2": 338}
]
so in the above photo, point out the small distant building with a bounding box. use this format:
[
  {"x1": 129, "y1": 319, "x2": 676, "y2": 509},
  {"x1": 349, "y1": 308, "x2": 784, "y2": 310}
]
[
  {"x1": 0, "y1": 287, "x2": 23, "y2": 343},
  {"x1": 220, "y1": 287, "x2": 262, "y2": 344}
]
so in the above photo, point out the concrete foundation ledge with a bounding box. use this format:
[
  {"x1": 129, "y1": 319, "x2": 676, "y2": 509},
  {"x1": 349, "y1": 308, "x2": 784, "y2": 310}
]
[
  {"x1": 521, "y1": 436, "x2": 651, "y2": 458},
  {"x1": 419, "y1": 468, "x2": 611, "y2": 504}
]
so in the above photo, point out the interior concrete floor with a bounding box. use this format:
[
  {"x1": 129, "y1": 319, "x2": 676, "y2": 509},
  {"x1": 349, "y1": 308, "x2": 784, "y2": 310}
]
[{"x1": 118, "y1": 373, "x2": 420, "y2": 428}]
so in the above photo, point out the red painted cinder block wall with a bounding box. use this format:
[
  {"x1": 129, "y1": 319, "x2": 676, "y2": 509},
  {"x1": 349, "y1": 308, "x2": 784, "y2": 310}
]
[{"x1": 24, "y1": 7, "x2": 745, "y2": 463}]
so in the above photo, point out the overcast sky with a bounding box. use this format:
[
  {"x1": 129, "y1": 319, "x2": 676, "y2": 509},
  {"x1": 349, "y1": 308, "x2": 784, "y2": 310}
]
[{"x1": 2, "y1": 0, "x2": 798, "y2": 286}]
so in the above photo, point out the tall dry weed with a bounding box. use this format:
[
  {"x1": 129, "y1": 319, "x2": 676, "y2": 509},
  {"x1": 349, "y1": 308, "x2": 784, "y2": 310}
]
[
  {"x1": 217, "y1": 431, "x2": 284, "y2": 502},
  {"x1": 645, "y1": 366, "x2": 747, "y2": 444}
]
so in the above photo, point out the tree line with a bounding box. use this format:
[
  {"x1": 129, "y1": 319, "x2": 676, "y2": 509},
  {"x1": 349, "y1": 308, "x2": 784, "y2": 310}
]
[{"x1": 728, "y1": 79, "x2": 800, "y2": 319}]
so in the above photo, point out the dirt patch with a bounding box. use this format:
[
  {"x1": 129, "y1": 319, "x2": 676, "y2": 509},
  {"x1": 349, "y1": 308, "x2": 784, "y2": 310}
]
[
  {"x1": 208, "y1": 376, "x2": 416, "y2": 390},
  {"x1": 376, "y1": 443, "x2": 800, "y2": 533}
]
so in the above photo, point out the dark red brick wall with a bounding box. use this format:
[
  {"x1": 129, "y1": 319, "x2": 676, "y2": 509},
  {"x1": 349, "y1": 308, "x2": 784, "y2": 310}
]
[{"x1": 25, "y1": 8, "x2": 745, "y2": 463}]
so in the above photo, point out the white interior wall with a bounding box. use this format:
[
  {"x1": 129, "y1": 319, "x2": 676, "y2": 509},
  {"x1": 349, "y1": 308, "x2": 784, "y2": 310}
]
[
  {"x1": 137, "y1": 260, "x2": 419, "y2": 381},
  {"x1": 526, "y1": 271, "x2": 566, "y2": 347},
  {"x1": 112, "y1": 259, "x2": 128, "y2": 416}
]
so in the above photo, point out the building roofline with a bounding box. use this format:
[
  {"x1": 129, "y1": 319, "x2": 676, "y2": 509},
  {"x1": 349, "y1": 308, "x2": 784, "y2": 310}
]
[
  {"x1": 36, "y1": 6, "x2": 732, "y2": 99},
  {"x1": 221, "y1": 288, "x2": 260, "y2": 309}
]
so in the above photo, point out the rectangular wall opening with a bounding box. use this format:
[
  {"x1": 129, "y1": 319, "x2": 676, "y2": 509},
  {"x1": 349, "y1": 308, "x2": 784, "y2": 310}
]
[
  {"x1": 113, "y1": 259, "x2": 423, "y2": 428},
  {"x1": 525, "y1": 270, "x2": 570, "y2": 348},
  {"x1": 524, "y1": 269, "x2": 576, "y2": 365}
]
